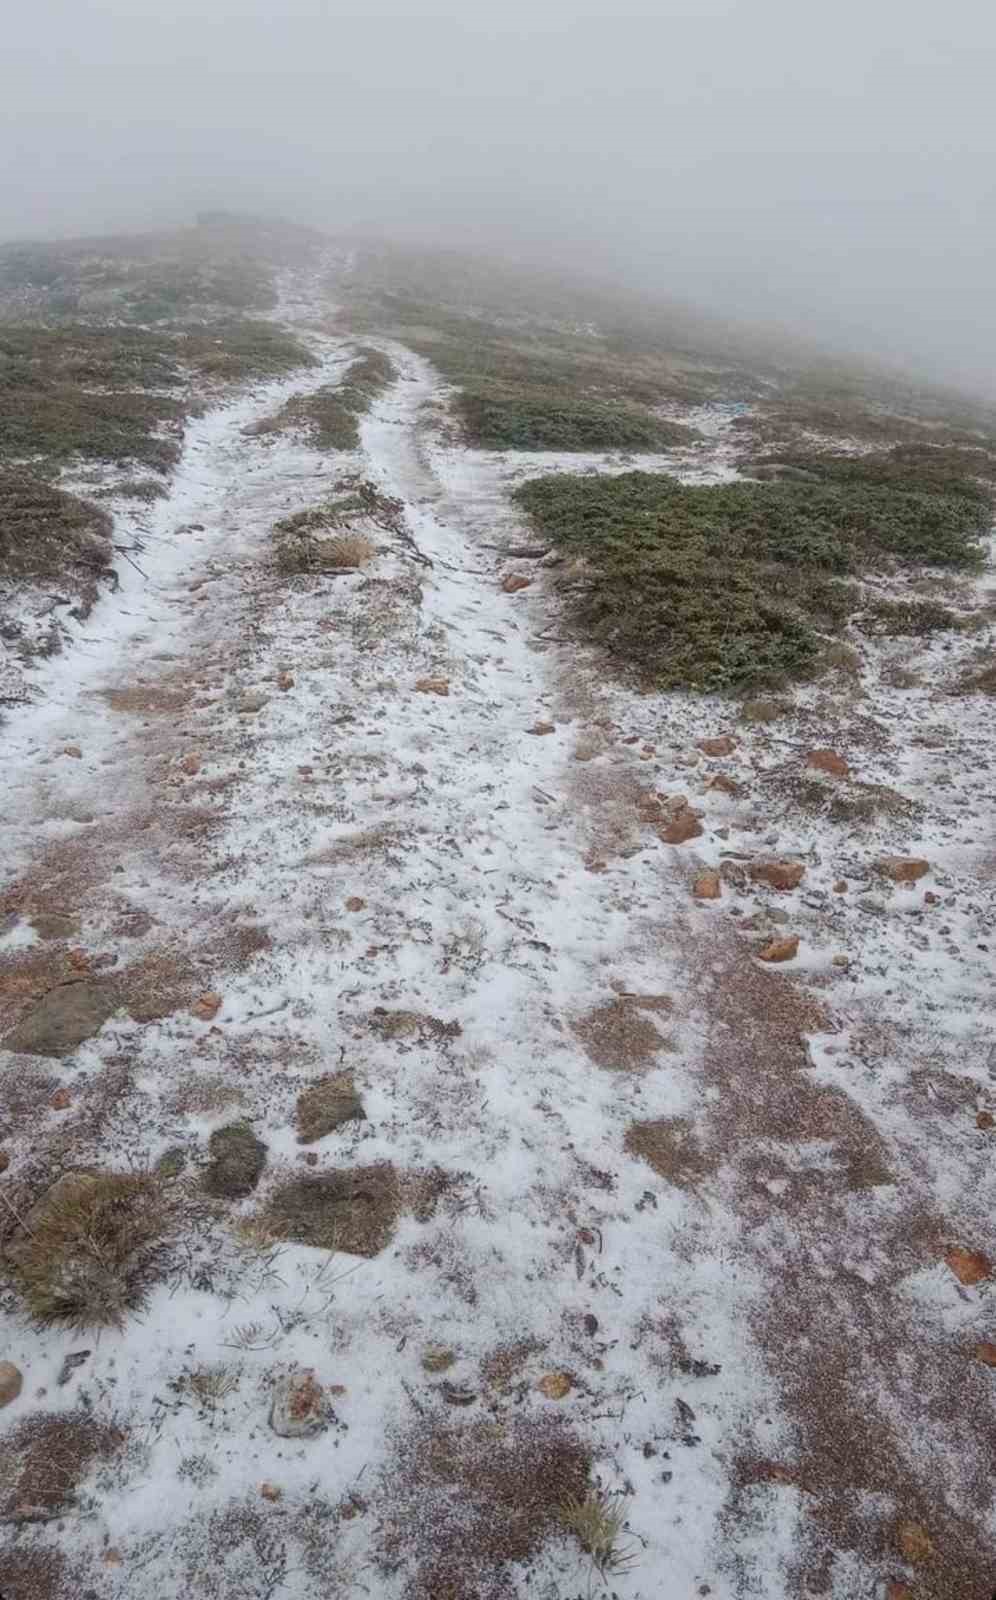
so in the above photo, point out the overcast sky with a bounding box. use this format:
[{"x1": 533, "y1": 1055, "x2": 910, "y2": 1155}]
[{"x1": 3, "y1": 1, "x2": 995, "y2": 391}]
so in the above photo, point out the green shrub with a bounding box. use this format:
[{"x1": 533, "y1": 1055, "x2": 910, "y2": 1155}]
[{"x1": 514, "y1": 469, "x2": 988, "y2": 692}]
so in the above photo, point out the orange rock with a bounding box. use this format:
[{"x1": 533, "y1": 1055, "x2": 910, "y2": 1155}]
[
  {"x1": 179, "y1": 753, "x2": 201, "y2": 776},
  {"x1": 527, "y1": 722, "x2": 555, "y2": 735},
  {"x1": 977, "y1": 1110, "x2": 994, "y2": 1131},
  {"x1": 260, "y1": 1482, "x2": 283, "y2": 1502},
  {"x1": 660, "y1": 807, "x2": 703, "y2": 845},
  {"x1": 807, "y1": 748, "x2": 849, "y2": 777},
  {"x1": 698, "y1": 735, "x2": 737, "y2": 757},
  {"x1": 500, "y1": 573, "x2": 532, "y2": 594},
  {"x1": 537, "y1": 1372, "x2": 572, "y2": 1399},
  {"x1": 877, "y1": 856, "x2": 930, "y2": 884},
  {"x1": 50, "y1": 1088, "x2": 71, "y2": 1111},
  {"x1": 832, "y1": 879, "x2": 848, "y2": 894},
  {"x1": 944, "y1": 1246, "x2": 992, "y2": 1286},
  {"x1": 277, "y1": 672, "x2": 294, "y2": 692},
  {"x1": 192, "y1": 992, "x2": 223, "y2": 1021},
  {"x1": 102, "y1": 1549, "x2": 123, "y2": 1567},
  {"x1": 758, "y1": 936, "x2": 799, "y2": 963},
  {"x1": 693, "y1": 872, "x2": 722, "y2": 900},
  {"x1": 894, "y1": 1520, "x2": 934, "y2": 1564},
  {"x1": 415, "y1": 677, "x2": 449, "y2": 696},
  {"x1": 345, "y1": 897, "x2": 366, "y2": 912},
  {"x1": 61, "y1": 745, "x2": 82, "y2": 759},
  {"x1": 68, "y1": 948, "x2": 90, "y2": 971},
  {"x1": 973, "y1": 1340, "x2": 996, "y2": 1366},
  {"x1": 749, "y1": 860, "x2": 805, "y2": 892}
]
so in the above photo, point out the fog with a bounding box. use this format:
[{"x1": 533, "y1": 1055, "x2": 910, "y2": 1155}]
[{"x1": 3, "y1": 0, "x2": 995, "y2": 392}]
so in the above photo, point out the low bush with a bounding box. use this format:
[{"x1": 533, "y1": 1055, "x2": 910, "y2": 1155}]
[{"x1": 514, "y1": 469, "x2": 988, "y2": 692}]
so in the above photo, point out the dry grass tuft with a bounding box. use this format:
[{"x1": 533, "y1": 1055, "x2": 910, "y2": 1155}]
[
  {"x1": 326, "y1": 531, "x2": 376, "y2": 568},
  {"x1": 5, "y1": 1169, "x2": 176, "y2": 1329},
  {"x1": 560, "y1": 1490, "x2": 639, "y2": 1575}
]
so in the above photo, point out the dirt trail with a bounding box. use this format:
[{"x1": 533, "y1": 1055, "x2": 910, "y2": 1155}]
[{"x1": 1, "y1": 305, "x2": 994, "y2": 1599}]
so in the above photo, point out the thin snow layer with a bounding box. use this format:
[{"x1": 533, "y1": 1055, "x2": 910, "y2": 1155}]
[{"x1": 1, "y1": 327, "x2": 994, "y2": 1599}]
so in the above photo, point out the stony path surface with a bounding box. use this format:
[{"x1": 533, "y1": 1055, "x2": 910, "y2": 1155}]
[{"x1": 1, "y1": 298, "x2": 994, "y2": 1600}]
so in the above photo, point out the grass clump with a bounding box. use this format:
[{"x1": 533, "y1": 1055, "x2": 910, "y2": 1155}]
[
  {"x1": 5, "y1": 1170, "x2": 175, "y2": 1329},
  {"x1": 176, "y1": 320, "x2": 314, "y2": 383},
  {"x1": 0, "y1": 469, "x2": 113, "y2": 596},
  {"x1": 857, "y1": 597, "x2": 963, "y2": 635},
  {"x1": 514, "y1": 468, "x2": 988, "y2": 693},
  {"x1": 560, "y1": 1490, "x2": 638, "y2": 1575}
]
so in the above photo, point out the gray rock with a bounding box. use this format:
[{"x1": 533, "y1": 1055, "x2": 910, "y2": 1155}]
[
  {"x1": 3, "y1": 980, "x2": 121, "y2": 1058},
  {"x1": 237, "y1": 692, "x2": 268, "y2": 715},
  {"x1": 269, "y1": 1372, "x2": 327, "y2": 1438}
]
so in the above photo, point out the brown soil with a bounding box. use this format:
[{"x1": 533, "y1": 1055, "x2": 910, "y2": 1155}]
[
  {"x1": 624, "y1": 1117, "x2": 716, "y2": 1189},
  {"x1": 1, "y1": 1412, "x2": 125, "y2": 1521},
  {"x1": 377, "y1": 1413, "x2": 591, "y2": 1600},
  {"x1": 573, "y1": 997, "x2": 670, "y2": 1070}
]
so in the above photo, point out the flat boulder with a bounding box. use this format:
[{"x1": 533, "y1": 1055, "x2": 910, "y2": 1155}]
[{"x1": 3, "y1": 980, "x2": 121, "y2": 1058}]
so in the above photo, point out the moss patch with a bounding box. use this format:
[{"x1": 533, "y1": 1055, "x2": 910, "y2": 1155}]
[
  {"x1": 264, "y1": 1164, "x2": 399, "y2": 1256},
  {"x1": 202, "y1": 1122, "x2": 268, "y2": 1199},
  {"x1": 296, "y1": 1072, "x2": 366, "y2": 1143}
]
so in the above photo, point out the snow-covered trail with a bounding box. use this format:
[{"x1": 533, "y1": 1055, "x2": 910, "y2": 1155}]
[{"x1": 2, "y1": 315, "x2": 994, "y2": 1600}]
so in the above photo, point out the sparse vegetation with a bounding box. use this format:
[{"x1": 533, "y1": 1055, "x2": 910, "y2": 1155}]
[
  {"x1": 560, "y1": 1490, "x2": 639, "y2": 1576},
  {"x1": 857, "y1": 596, "x2": 963, "y2": 635},
  {"x1": 0, "y1": 469, "x2": 114, "y2": 608},
  {"x1": 5, "y1": 1170, "x2": 175, "y2": 1329},
  {"x1": 514, "y1": 466, "x2": 989, "y2": 692},
  {"x1": 256, "y1": 345, "x2": 394, "y2": 450},
  {"x1": 454, "y1": 375, "x2": 697, "y2": 452}
]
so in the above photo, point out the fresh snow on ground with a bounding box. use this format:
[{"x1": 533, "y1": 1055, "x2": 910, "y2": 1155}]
[{"x1": 1, "y1": 275, "x2": 994, "y2": 1600}]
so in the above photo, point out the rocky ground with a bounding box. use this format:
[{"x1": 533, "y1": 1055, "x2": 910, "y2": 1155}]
[{"x1": 1, "y1": 265, "x2": 994, "y2": 1600}]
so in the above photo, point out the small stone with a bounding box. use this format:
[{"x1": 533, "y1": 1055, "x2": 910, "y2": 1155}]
[
  {"x1": 277, "y1": 672, "x2": 294, "y2": 691},
  {"x1": 345, "y1": 897, "x2": 366, "y2": 912},
  {"x1": 693, "y1": 872, "x2": 722, "y2": 900},
  {"x1": 0, "y1": 1361, "x2": 23, "y2": 1407},
  {"x1": 179, "y1": 753, "x2": 201, "y2": 776},
  {"x1": 832, "y1": 954, "x2": 850, "y2": 969},
  {"x1": 421, "y1": 1347, "x2": 456, "y2": 1374},
  {"x1": 49, "y1": 1087, "x2": 71, "y2": 1111},
  {"x1": 706, "y1": 773, "x2": 741, "y2": 796},
  {"x1": 57, "y1": 1350, "x2": 91, "y2": 1386},
  {"x1": 894, "y1": 1520, "x2": 934, "y2": 1564},
  {"x1": 260, "y1": 1482, "x2": 283, "y2": 1502},
  {"x1": 302, "y1": 1151, "x2": 318, "y2": 1166},
  {"x1": 944, "y1": 1246, "x2": 992, "y2": 1286},
  {"x1": 500, "y1": 573, "x2": 531, "y2": 593},
  {"x1": 833, "y1": 879, "x2": 848, "y2": 894},
  {"x1": 415, "y1": 677, "x2": 449, "y2": 696},
  {"x1": 527, "y1": 722, "x2": 556, "y2": 735},
  {"x1": 61, "y1": 745, "x2": 82, "y2": 759},
  {"x1": 750, "y1": 860, "x2": 805, "y2": 892},
  {"x1": 0, "y1": 1151, "x2": 9, "y2": 1174},
  {"x1": 237, "y1": 692, "x2": 268, "y2": 715},
  {"x1": 976, "y1": 1111, "x2": 994, "y2": 1131},
  {"x1": 806, "y1": 748, "x2": 849, "y2": 777},
  {"x1": 583, "y1": 1314, "x2": 598, "y2": 1336},
  {"x1": 758, "y1": 936, "x2": 800, "y2": 963},
  {"x1": 924, "y1": 890, "x2": 940, "y2": 905},
  {"x1": 877, "y1": 856, "x2": 930, "y2": 884},
  {"x1": 973, "y1": 1340, "x2": 996, "y2": 1366},
  {"x1": 298, "y1": 764, "x2": 314, "y2": 777},
  {"x1": 192, "y1": 991, "x2": 222, "y2": 1021},
  {"x1": 698, "y1": 735, "x2": 736, "y2": 757},
  {"x1": 269, "y1": 1371, "x2": 327, "y2": 1438},
  {"x1": 537, "y1": 1372, "x2": 572, "y2": 1399},
  {"x1": 102, "y1": 1549, "x2": 123, "y2": 1567},
  {"x1": 660, "y1": 806, "x2": 703, "y2": 845}
]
